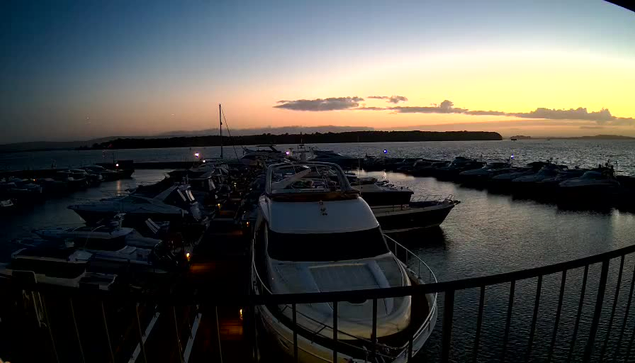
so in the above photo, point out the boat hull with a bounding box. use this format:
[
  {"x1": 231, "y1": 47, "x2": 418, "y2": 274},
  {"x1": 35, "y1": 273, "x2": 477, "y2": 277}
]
[
  {"x1": 254, "y1": 279, "x2": 437, "y2": 363},
  {"x1": 373, "y1": 202, "x2": 456, "y2": 233},
  {"x1": 360, "y1": 190, "x2": 413, "y2": 206}
]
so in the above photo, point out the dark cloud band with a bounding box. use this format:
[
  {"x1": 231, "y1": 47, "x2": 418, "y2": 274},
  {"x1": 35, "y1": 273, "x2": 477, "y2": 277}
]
[
  {"x1": 274, "y1": 97, "x2": 363, "y2": 111},
  {"x1": 368, "y1": 95, "x2": 408, "y2": 104},
  {"x1": 274, "y1": 97, "x2": 634, "y2": 124}
]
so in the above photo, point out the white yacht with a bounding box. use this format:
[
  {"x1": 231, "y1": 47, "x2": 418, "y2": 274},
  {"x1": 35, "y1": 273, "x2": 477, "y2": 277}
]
[
  {"x1": 34, "y1": 215, "x2": 161, "y2": 248},
  {"x1": 559, "y1": 170, "x2": 621, "y2": 193},
  {"x1": 349, "y1": 176, "x2": 414, "y2": 206},
  {"x1": 69, "y1": 185, "x2": 202, "y2": 225},
  {"x1": 0, "y1": 247, "x2": 117, "y2": 290},
  {"x1": 252, "y1": 162, "x2": 437, "y2": 362},
  {"x1": 241, "y1": 144, "x2": 289, "y2": 166}
]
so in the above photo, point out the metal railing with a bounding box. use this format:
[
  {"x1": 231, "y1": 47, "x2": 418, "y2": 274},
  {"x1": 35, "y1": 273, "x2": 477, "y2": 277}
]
[{"x1": 3, "y1": 241, "x2": 635, "y2": 362}]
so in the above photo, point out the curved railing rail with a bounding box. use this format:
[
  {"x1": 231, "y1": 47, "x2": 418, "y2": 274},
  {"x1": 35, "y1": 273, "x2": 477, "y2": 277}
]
[{"x1": 3, "y1": 240, "x2": 635, "y2": 362}]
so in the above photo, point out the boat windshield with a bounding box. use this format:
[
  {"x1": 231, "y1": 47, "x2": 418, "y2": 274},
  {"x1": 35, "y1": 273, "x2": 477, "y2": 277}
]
[
  {"x1": 267, "y1": 227, "x2": 389, "y2": 261},
  {"x1": 581, "y1": 171, "x2": 605, "y2": 180}
]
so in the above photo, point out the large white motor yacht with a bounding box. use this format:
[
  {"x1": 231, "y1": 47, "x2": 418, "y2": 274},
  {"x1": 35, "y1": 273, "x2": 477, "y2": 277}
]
[{"x1": 252, "y1": 161, "x2": 437, "y2": 362}]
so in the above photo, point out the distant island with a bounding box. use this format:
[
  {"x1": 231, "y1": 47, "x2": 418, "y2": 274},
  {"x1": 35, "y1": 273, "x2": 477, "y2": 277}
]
[
  {"x1": 532, "y1": 135, "x2": 635, "y2": 140},
  {"x1": 510, "y1": 135, "x2": 532, "y2": 140},
  {"x1": 83, "y1": 131, "x2": 503, "y2": 150},
  {"x1": 574, "y1": 134, "x2": 635, "y2": 140}
]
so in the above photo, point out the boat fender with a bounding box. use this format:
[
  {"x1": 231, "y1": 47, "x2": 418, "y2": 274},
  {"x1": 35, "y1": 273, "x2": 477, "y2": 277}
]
[{"x1": 318, "y1": 200, "x2": 328, "y2": 216}]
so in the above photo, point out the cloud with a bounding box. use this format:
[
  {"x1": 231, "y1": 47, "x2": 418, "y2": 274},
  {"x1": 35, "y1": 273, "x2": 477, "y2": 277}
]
[
  {"x1": 274, "y1": 96, "x2": 635, "y2": 124},
  {"x1": 391, "y1": 100, "x2": 467, "y2": 114},
  {"x1": 368, "y1": 95, "x2": 408, "y2": 104},
  {"x1": 512, "y1": 107, "x2": 615, "y2": 123},
  {"x1": 580, "y1": 126, "x2": 605, "y2": 129},
  {"x1": 464, "y1": 110, "x2": 507, "y2": 116},
  {"x1": 274, "y1": 97, "x2": 363, "y2": 111}
]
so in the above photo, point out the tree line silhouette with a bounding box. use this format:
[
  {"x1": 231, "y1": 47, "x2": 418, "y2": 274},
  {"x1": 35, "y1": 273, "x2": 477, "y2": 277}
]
[{"x1": 84, "y1": 130, "x2": 502, "y2": 150}]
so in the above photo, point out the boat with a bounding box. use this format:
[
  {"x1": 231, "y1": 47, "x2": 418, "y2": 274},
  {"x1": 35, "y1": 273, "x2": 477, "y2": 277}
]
[
  {"x1": 558, "y1": 170, "x2": 621, "y2": 201},
  {"x1": 349, "y1": 176, "x2": 414, "y2": 206},
  {"x1": 37, "y1": 177, "x2": 69, "y2": 194},
  {"x1": 433, "y1": 157, "x2": 484, "y2": 181},
  {"x1": 251, "y1": 161, "x2": 437, "y2": 362},
  {"x1": 511, "y1": 164, "x2": 565, "y2": 195},
  {"x1": 241, "y1": 144, "x2": 288, "y2": 166},
  {"x1": 1, "y1": 199, "x2": 15, "y2": 211},
  {"x1": 512, "y1": 164, "x2": 564, "y2": 185},
  {"x1": 310, "y1": 149, "x2": 359, "y2": 168},
  {"x1": 488, "y1": 162, "x2": 548, "y2": 192},
  {"x1": 372, "y1": 196, "x2": 459, "y2": 233},
  {"x1": 33, "y1": 215, "x2": 162, "y2": 249},
  {"x1": 83, "y1": 165, "x2": 120, "y2": 182},
  {"x1": 71, "y1": 168, "x2": 102, "y2": 186},
  {"x1": 56, "y1": 170, "x2": 88, "y2": 190},
  {"x1": 68, "y1": 191, "x2": 200, "y2": 226},
  {"x1": 0, "y1": 247, "x2": 117, "y2": 290},
  {"x1": 409, "y1": 160, "x2": 450, "y2": 177},
  {"x1": 458, "y1": 161, "x2": 512, "y2": 185},
  {"x1": 1, "y1": 178, "x2": 44, "y2": 202}
]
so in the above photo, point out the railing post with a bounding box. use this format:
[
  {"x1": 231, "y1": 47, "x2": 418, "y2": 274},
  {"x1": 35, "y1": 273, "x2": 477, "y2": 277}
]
[
  {"x1": 616, "y1": 261, "x2": 635, "y2": 361},
  {"x1": 171, "y1": 306, "x2": 184, "y2": 363},
  {"x1": 441, "y1": 290, "x2": 455, "y2": 363},
  {"x1": 42, "y1": 294, "x2": 60, "y2": 363},
  {"x1": 547, "y1": 270, "x2": 567, "y2": 362},
  {"x1": 292, "y1": 303, "x2": 298, "y2": 363},
  {"x1": 135, "y1": 303, "x2": 148, "y2": 363},
  {"x1": 569, "y1": 265, "x2": 589, "y2": 361},
  {"x1": 69, "y1": 298, "x2": 86, "y2": 363},
  {"x1": 600, "y1": 255, "x2": 625, "y2": 360},
  {"x1": 333, "y1": 301, "x2": 338, "y2": 362},
  {"x1": 250, "y1": 305, "x2": 258, "y2": 361},
  {"x1": 101, "y1": 301, "x2": 115, "y2": 363},
  {"x1": 583, "y1": 260, "x2": 610, "y2": 362},
  {"x1": 215, "y1": 305, "x2": 223, "y2": 363},
  {"x1": 501, "y1": 280, "x2": 516, "y2": 362},
  {"x1": 526, "y1": 275, "x2": 543, "y2": 361},
  {"x1": 472, "y1": 286, "x2": 486, "y2": 363},
  {"x1": 371, "y1": 298, "x2": 378, "y2": 360}
]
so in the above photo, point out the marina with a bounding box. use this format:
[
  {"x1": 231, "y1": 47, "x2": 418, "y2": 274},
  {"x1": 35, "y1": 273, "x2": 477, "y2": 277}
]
[
  {"x1": 3, "y1": 0, "x2": 635, "y2": 361},
  {"x1": 2, "y1": 142, "x2": 635, "y2": 362}
]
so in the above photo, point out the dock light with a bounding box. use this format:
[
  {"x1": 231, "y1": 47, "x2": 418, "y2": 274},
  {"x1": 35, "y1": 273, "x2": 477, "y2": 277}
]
[
  {"x1": 217, "y1": 203, "x2": 221, "y2": 208},
  {"x1": 383, "y1": 149, "x2": 388, "y2": 154},
  {"x1": 202, "y1": 159, "x2": 206, "y2": 163},
  {"x1": 285, "y1": 150, "x2": 290, "y2": 156},
  {"x1": 239, "y1": 308, "x2": 243, "y2": 320},
  {"x1": 115, "y1": 163, "x2": 119, "y2": 168},
  {"x1": 246, "y1": 221, "x2": 250, "y2": 227},
  {"x1": 185, "y1": 252, "x2": 191, "y2": 261},
  {"x1": 194, "y1": 152, "x2": 200, "y2": 158}
]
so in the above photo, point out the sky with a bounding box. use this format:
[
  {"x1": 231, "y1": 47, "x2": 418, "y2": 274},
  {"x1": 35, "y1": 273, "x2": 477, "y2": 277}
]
[{"x1": 1, "y1": 0, "x2": 635, "y2": 143}]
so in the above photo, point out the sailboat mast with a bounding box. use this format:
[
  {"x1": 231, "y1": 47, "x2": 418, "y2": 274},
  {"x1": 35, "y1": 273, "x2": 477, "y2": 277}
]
[{"x1": 219, "y1": 103, "x2": 224, "y2": 159}]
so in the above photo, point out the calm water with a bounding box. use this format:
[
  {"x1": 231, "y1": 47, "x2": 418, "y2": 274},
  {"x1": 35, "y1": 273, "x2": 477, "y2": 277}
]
[
  {"x1": 2, "y1": 139, "x2": 635, "y2": 175},
  {"x1": 2, "y1": 141, "x2": 635, "y2": 361}
]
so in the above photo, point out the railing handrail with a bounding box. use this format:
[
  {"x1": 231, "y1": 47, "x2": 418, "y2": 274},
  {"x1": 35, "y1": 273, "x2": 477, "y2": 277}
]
[{"x1": 4, "y1": 241, "x2": 635, "y2": 306}]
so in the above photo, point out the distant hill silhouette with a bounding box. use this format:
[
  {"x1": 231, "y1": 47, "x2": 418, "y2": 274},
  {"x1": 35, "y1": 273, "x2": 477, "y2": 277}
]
[
  {"x1": 157, "y1": 125, "x2": 375, "y2": 137},
  {"x1": 575, "y1": 134, "x2": 634, "y2": 140},
  {"x1": 85, "y1": 130, "x2": 502, "y2": 150}
]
